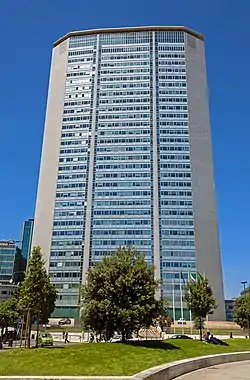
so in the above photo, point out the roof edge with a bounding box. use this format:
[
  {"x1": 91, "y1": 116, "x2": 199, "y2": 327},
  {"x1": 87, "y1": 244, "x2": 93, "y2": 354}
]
[{"x1": 53, "y1": 26, "x2": 204, "y2": 47}]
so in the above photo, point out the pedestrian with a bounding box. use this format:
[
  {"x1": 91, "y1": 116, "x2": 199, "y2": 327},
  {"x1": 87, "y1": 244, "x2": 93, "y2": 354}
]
[
  {"x1": 64, "y1": 331, "x2": 69, "y2": 344},
  {"x1": 230, "y1": 331, "x2": 233, "y2": 339},
  {"x1": 62, "y1": 331, "x2": 65, "y2": 340}
]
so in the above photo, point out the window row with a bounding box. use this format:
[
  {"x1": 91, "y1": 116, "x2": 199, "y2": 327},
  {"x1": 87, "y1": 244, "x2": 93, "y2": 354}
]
[
  {"x1": 101, "y1": 68, "x2": 150, "y2": 75},
  {"x1": 92, "y1": 239, "x2": 151, "y2": 246},
  {"x1": 160, "y1": 154, "x2": 190, "y2": 160},
  {"x1": 95, "y1": 190, "x2": 151, "y2": 197},
  {"x1": 99, "y1": 97, "x2": 150, "y2": 104},
  {"x1": 57, "y1": 183, "x2": 86, "y2": 189},
  {"x1": 98, "y1": 113, "x2": 151, "y2": 120},
  {"x1": 160, "y1": 181, "x2": 192, "y2": 187},
  {"x1": 162, "y1": 250, "x2": 195, "y2": 258},
  {"x1": 161, "y1": 220, "x2": 194, "y2": 226},
  {"x1": 93, "y1": 209, "x2": 151, "y2": 216},
  {"x1": 96, "y1": 154, "x2": 150, "y2": 161},
  {"x1": 161, "y1": 190, "x2": 192, "y2": 197},
  {"x1": 92, "y1": 230, "x2": 151, "y2": 236},
  {"x1": 54, "y1": 210, "x2": 84, "y2": 217},
  {"x1": 161, "y1": 240, "x2": 195, "y2": 247},
  {"x1": 98, "y1": 129, "x2": 150, "y2": 136},
  {"x1": 95, "y1": 172, "x2": 150, "y2": 178},
  {"x1": 161, "y1": 200, "x2": 192, "y2": 206},
  {"x1": 161, "y1": 261, "x2": 196, "y2": 268},
  {"x1": 50, "y1": 261, "x2": 81, "y2": 267},
  {"x1": 94, "y1": 199, "x2": 151, "y2": 206},
  {"x1": 96, "y1": 163, "x2": 151, "y2": 170},
  {"x1": 56, "y1": 191, "x2": 85, "y2": 198},
  {"x1": 58, "y1": 174, "x2": 87, "y2": 180},
  {"x1": 160, "y1": 146, "x2": 189, "y2": 152},
  {"x1": 95, "y1": 181, "x2": 151, "y2": 188},
  {"x1": 101, "y1": 54, "x2": 150, "y2": 60},
  {"x1": 93, "y1": 219, "x2": 151, "y2": 226},
  {"x1": 51, "y1": 240, "x2": 83, "y2": 246},
  {"x1": 52, "y1": 230, "x2": 83, "y2": 236},
  {"x1": 50, "y1": 250, "x2": 82, "y2": 257},
  {"x1": 53, "y1": 220, "x2": 84, "y2": 227},
  {"x1": 58, "y1": 165, "x2": 87, "y2": 171},
  {"x1": 49, "y1": 272, "x2": 81, "y2": 278}
]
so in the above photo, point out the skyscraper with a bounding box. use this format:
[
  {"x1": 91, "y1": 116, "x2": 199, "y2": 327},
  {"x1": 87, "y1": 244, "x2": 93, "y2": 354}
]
[{"x1": 32, "y1": 26, "x2": 225, "y2": 320}]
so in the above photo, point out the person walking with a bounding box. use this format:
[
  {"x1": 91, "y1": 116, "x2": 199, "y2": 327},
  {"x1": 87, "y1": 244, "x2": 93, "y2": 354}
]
[{"x1": 64, "y1": 331, "x2": 69, "y2": 344}]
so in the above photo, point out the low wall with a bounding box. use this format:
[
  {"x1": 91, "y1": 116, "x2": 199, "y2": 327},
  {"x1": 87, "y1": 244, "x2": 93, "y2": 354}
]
[
  {"x1": 0, "y1": 351, "x2": 249, "y2": 380},
  {"x1": 133, "y1": 351, "x2": 250, "y2": 380}
]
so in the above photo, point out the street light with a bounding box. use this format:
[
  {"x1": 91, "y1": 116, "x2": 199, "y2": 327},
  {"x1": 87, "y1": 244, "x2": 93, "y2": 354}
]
[{"x1": 241, "y1": 281, "x2": 250, "y2": 338}]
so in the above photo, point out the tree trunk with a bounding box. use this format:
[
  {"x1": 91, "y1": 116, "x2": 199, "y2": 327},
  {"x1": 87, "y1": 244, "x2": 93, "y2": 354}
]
[
  {"x1": 27, "y1": 311, "x2": 32, "y2": 349},
  {"x1": 35, "y1": 311, "x2": 40, "y2": 348},
  {"x1": 199, "y1": 317, "x2": 202, "y2": 341}
]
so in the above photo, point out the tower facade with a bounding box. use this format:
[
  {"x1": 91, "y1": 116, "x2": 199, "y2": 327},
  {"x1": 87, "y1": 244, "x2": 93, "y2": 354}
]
[{"x1": 32, "y1": 27, "x2": 225, "y2": 320}]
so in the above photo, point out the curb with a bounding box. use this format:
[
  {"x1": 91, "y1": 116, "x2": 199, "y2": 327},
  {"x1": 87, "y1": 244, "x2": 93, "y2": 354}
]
[{"x1": 0, "y1": 351, "x2": 249, "y2": 380}]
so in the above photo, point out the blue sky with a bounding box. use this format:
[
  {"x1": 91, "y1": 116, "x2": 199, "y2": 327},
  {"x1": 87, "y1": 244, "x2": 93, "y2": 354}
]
[{"x1": 0, "y1": 0, "x2": 249, "y2": 299}]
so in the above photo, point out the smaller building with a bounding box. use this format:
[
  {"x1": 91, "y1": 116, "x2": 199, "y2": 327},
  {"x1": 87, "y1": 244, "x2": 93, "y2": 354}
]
[
  {"x1": 0, "y1": 241, "x2": 17, "y2": 283},
  {"x1": 225, "y1": 299, "x2": 235, "y2": 322},
  {"x1": 0, "y1": 283, "x2": 17, "y2": 301}
]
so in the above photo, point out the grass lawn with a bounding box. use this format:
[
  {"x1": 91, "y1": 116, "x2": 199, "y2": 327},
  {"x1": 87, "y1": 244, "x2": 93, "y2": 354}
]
[{"x1": 0, "y1": 339, "x2": 249, "y2": 376}]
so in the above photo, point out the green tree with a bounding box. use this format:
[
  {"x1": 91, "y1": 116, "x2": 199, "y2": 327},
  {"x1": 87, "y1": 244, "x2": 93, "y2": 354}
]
[
  {"x1": 0, "y1": 298, "x2": 19, "y2": 339},
  {"x1": 234, "y1": 294, "x2": 250, "y2": 337},
  {"x1": 81, "y1": 246, "x2": 161, "y2": 341},
  {"x1": 17, "y1": 246, "x2": 57, "y2": 347},
  {"x1": 184, "y1": 275, "x2": 216, "y2": 341}
]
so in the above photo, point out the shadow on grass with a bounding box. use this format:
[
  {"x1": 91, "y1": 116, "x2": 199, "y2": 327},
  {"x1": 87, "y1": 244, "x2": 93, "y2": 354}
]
[{"x1": 121, "y1": 340, "x2": 180, "y2": 351}]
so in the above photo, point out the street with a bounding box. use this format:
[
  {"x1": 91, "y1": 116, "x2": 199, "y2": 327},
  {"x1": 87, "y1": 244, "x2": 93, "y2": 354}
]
[{"x1": 176, "y1": 361, "x2": 250, "y2": 379}]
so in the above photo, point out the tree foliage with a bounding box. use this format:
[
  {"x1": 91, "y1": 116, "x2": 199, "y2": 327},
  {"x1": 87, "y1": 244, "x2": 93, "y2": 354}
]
[
  {"x1": 184, "y1": 276, "x2": 216, "y2": 340},
  {"x1": 81, "y1": 246, "x2": 161, "y2": 341},
  {"x1": 17, "y1": 246, "x2": 57, "y2": 346},
  {"x1": 234, "y1": 294, "x2": 250, "y2": 336},
  {"x1": 0, "y1": 298, "x2": 19, "y2": 337}
]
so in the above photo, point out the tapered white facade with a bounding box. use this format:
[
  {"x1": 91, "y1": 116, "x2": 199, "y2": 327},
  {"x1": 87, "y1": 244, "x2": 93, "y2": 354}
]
[{"x1": 33, "y1": 26, "x2": 225, "y2": 320}]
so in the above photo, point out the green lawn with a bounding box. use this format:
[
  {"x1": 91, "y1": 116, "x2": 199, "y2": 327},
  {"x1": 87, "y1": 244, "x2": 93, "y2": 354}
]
[{"x1": 0, "y1": 339, "x2": 249, "y2": 376}]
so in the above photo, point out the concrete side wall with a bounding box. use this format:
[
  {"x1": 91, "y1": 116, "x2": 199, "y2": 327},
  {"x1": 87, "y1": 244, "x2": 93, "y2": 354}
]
[
  {"x1": 185, "y1": 34, "x2": 225, "y2": 320},
  {"x1": 136, "y1": 352, "x2": 250, "y2": 380},
  {"x1": 32, "y1": 40, "x2": 69, "y2": 269}
]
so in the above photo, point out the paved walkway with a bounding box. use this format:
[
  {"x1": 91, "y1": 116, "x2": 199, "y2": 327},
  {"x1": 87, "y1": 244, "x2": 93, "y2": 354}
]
[{"x1": 176, "y1": 361, "x2": 250, "y2": 379}]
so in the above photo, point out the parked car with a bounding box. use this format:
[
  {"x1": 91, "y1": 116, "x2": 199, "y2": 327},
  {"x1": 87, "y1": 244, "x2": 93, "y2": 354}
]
[
  {"x1": 38, "y1": 332, "x2": 53, "y2": 347},
  {"x1": 177, "y1": 318, "x2": 186, "y2": 325},
  {"x1": 58, "y1": 317, "x2": 71, "y2": 326},
  {"x1": 170, "y1": 334, "x2": 192, "y2": 340}
]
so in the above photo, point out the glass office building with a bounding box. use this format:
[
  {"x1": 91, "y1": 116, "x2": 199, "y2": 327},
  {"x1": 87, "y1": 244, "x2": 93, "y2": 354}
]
[
  {"x1": 32, "y1": 26, "x2": 225, "y2": 319},
  {"x1": 20, "y1": 219, "x2": 34, "y2": 261},
  {"x1": 0, "y1": 241, "x2": 16, "y2": 283}
]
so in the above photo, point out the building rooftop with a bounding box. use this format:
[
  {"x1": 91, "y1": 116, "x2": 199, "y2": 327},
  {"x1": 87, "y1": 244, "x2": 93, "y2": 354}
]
[{"x1": 54, "y1": 25, "x2": 203, "y2": 47}]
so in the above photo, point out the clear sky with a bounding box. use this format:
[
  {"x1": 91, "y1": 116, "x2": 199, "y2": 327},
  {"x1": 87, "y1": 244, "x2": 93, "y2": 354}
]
[{"x1": 0, "y1": 0, "x2": 249, "y2": 299}]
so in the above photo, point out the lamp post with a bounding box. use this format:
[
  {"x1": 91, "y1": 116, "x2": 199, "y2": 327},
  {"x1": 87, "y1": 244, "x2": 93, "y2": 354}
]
[{"x1": 241, "y1": 281, "x2": 250, "y2": 338}]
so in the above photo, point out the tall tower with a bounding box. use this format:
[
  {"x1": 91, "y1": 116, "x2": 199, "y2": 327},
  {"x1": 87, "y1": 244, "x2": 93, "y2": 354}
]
[{"x1": 32, "y1": 26, "x2": 225, "y2": 320}]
